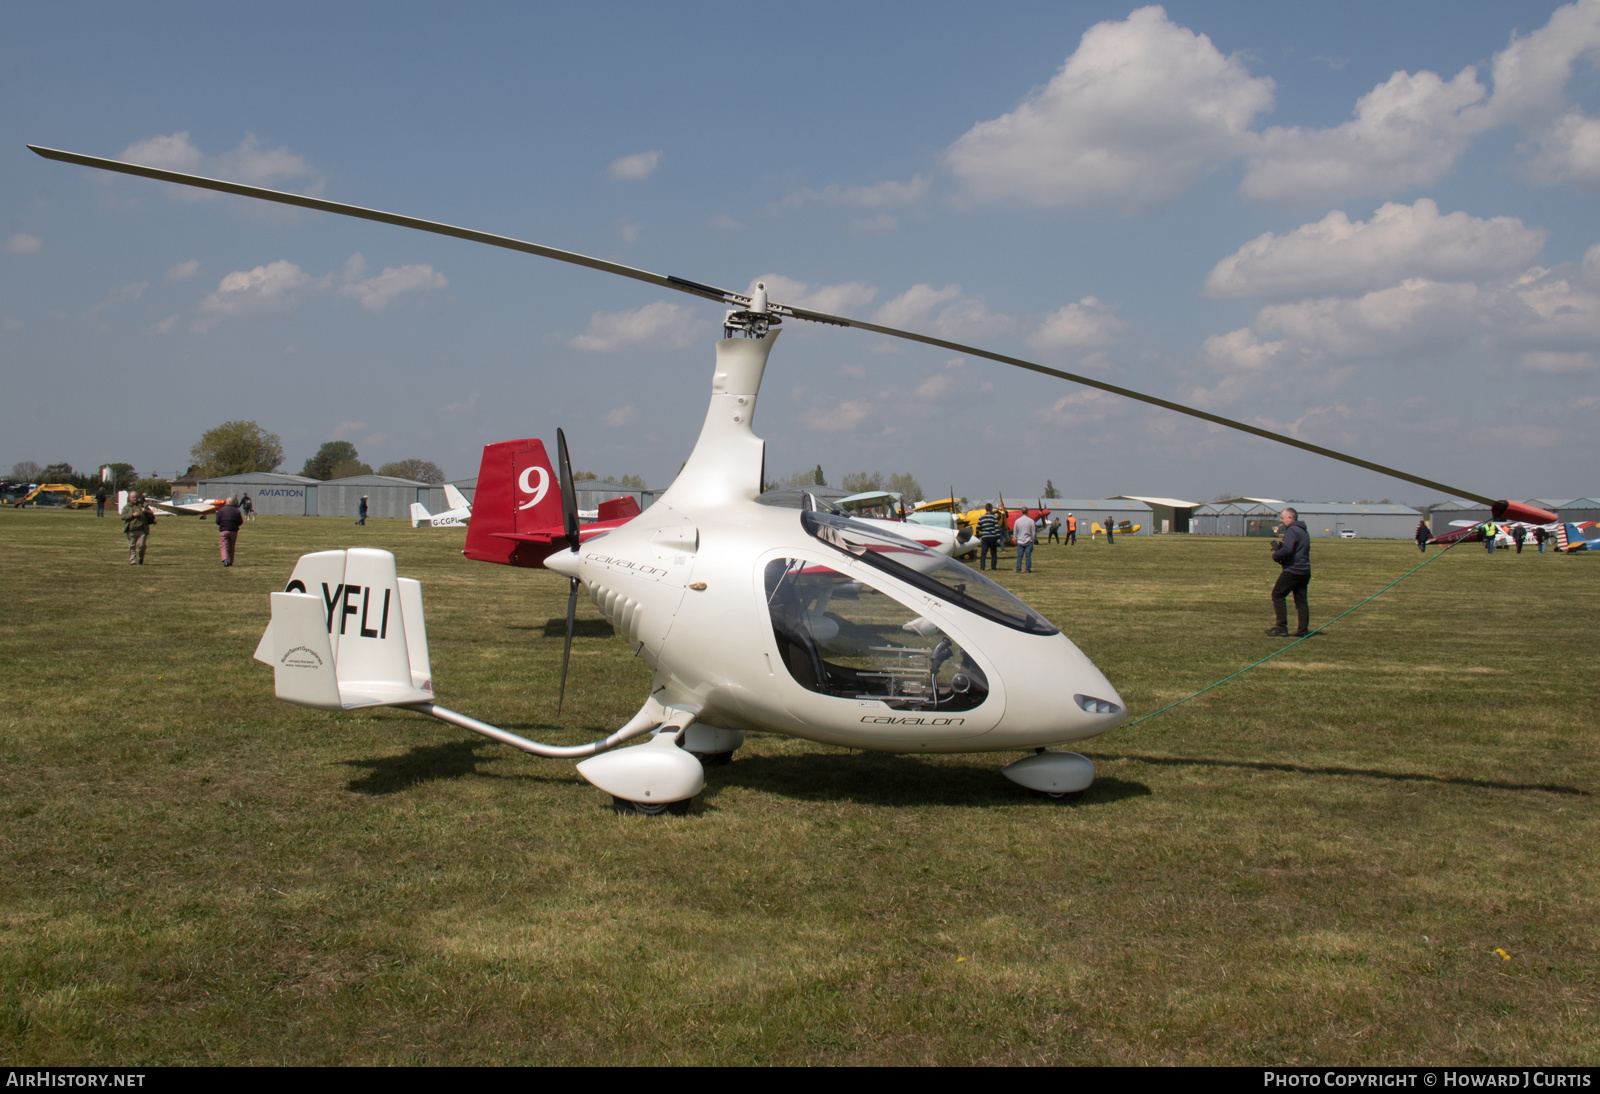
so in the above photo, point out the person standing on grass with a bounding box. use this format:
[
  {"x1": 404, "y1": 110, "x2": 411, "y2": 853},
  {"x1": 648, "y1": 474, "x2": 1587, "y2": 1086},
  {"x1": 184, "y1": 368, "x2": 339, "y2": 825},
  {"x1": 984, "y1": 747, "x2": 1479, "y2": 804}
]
[
  {"x1": 95, "y1": 485, "x2": 107, "y2": 517},
  {"x1": 1013, "y1": 511, "x2": 1037, "y2": 573},
  {"x1": 976, "y1": 503, "x2": 1002, "y2": 571},
  {"x1": 119, "y1": 491, "x2": 155, "y2": 565},
  {"x1": 1266, "y1": 506, "x2": 1311, "y2": 638},
  {"x1": 216, "y1": 495, "x2": 243, "y2": 568},
  {"x1": 1415, "y1": 518, "x2": 1431, "y2": 552},
  {"x1": 1536, "y1": 526, "x2": 1548, "y2": 554},
  {"x1": 1066, "y1": 513, "x2": 1076, "y2": 546},
  {"x1": 356, "y1": 495, "x2": 369, "y2": 526},
  {"x1": 1046, "y1": 514, "x2": 1060, "y2": 544},
  {"x1": 1512, "y1": 524, "x2": 1526, "y2": 554},
  {"x1": 1484, "y1": 521, "x2": 1497, "y2": 554},
  {"x1": 240, "y1": 492, "x2": 255, "y2": 522},
  {"x1": 1105, "y1": 515, "x2": 1115, "y2": 545}
]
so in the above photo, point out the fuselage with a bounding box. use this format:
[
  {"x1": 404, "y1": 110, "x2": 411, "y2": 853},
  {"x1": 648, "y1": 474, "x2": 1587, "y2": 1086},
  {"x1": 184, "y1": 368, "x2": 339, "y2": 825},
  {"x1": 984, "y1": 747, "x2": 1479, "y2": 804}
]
[{"x1": 544, "y1": 330, "x2": 1126, "y2": 754}]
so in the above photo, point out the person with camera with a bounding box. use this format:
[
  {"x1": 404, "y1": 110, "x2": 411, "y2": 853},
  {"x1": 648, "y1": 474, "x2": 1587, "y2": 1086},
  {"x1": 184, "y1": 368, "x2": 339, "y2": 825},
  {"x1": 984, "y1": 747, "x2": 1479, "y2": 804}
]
[
  {"x1": 119, "y1": 491, "x2": 156, "y2": 565},
  {"x1": 1266, "y1": 506, "x2": 1311, "y2": 637}
]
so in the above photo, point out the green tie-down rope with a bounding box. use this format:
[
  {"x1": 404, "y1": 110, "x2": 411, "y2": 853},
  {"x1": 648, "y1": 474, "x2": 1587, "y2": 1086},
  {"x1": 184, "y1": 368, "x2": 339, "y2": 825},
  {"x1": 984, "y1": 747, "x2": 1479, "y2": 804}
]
[{"x1": 1122, "y1": 532, "x2": 1470, "y2": 728}]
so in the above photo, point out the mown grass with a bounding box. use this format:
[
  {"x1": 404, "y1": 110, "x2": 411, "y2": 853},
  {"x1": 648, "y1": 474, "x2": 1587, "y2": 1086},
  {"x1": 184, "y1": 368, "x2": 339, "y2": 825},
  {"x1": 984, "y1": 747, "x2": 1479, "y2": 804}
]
[{"x1": 0, "y1": 508, "x2": 1595, "y2": 1065}]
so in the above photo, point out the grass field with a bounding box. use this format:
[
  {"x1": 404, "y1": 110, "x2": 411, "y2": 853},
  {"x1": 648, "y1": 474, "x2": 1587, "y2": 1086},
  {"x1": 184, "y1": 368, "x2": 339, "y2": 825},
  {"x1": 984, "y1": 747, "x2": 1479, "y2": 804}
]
[{"x1": 1, "y1": 507, "x2": 1595, "y2": 1065}]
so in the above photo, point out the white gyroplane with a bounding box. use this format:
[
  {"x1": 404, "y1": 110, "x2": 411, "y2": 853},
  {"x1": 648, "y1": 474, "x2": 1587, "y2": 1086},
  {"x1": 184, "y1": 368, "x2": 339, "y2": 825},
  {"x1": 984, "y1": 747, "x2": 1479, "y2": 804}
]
[{"x1": 30, "y1": 142, "x2": 1556, "y2": 814}]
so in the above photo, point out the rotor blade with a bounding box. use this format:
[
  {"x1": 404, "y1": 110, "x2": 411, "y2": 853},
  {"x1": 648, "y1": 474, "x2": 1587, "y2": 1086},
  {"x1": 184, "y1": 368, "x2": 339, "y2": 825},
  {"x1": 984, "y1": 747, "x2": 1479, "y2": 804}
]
[
  {"x1": 557, "y1": 577, "x2": 578, "y2": 715},
  {"x1": 25, "y1": 144, "x2": 753, "y2": 307},
  {"x1": 780, "y1": 301, "x2": 1497, "y2": 507},
  {"x1": 29, "y1": 143, "x2": 1494, "y2": 505},
  {"x1": 556, "y1": 428, "x2": 579, "y2": 552}
]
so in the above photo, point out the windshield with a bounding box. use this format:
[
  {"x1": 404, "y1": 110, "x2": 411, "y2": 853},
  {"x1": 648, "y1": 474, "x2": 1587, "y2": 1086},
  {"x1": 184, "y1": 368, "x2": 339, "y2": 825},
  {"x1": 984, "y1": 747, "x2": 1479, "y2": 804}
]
[{"x1": 800, "y1": 510, "x2": 1059, "y2": 636}]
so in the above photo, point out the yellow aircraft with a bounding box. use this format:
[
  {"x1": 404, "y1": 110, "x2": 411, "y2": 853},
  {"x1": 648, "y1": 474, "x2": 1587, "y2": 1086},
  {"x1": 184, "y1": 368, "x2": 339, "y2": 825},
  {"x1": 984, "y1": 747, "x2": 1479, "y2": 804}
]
[{"x1": 1090, "y1": 519, "x2": 1142, "y2": 537}]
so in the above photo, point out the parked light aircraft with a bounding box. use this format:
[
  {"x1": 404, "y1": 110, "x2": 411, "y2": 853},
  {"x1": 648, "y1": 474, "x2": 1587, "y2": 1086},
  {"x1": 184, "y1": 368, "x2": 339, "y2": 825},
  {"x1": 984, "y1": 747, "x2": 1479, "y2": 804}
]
[
  {"x1": 29, "y1": 142, "x2": 1561, "y2": 813},
  {"x1": 409, "y1": 483, "x2": 473, "y2": 528}
]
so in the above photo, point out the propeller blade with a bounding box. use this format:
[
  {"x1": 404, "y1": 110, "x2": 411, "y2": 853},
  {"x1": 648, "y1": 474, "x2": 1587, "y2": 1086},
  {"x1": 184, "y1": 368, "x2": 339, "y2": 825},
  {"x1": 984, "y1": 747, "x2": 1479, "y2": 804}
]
[
  {"x1": 27, "y1": 143, "x2": 1495, "y2": 506},
  {"x1": 556, "y1": 427, "x2": 579, "y2": 552},
  {"x1": 557, "y1": 577, "x2": 578, "y2": 715}
]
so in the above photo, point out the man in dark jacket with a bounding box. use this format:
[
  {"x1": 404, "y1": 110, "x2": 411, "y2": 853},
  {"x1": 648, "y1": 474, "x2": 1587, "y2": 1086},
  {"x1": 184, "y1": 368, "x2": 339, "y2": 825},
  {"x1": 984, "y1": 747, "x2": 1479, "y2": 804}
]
[
  {"x1": 216, "y1": 495, "x2": 244, "y2": 567},
  {"x1": 1267, "y1": 507, "x2": 1311, "y2": 637}
]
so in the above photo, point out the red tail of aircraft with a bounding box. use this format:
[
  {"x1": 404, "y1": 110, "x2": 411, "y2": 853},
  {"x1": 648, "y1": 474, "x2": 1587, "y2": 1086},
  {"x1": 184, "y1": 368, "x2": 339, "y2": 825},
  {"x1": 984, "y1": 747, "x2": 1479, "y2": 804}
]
[{"x1": 464, "y1": 438, "x2": 642, "y2": 569}]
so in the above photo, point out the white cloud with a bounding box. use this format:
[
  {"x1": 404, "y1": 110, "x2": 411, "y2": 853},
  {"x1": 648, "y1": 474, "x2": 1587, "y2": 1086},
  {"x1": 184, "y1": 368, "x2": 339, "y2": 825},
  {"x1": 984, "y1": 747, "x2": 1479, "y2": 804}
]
[
  {"x1": 568, "y1": 301, "x2": 705, "y2": 352},
  {"x1": 607, "y1": 151, "x2": 662, "y2": 180},
  {"x1": 1028, "y1": 297, "x2": 1126, "y2": 350},
  {"x1": 1518, "y1": 111, "x2": 1600, "y2": 187},
  {"x1": 1033, "y1": 388, "x2": 1120, "y2": 427},
  {"x1": 121, "y1": 132, "x2": 203, "y2": 173},
  {"x1": 147, "y1": 315, "x2": 179, "y2": 336},
  {"x1": 749, "y1": 274, "x2": 878, "y2": 317},
  {"x1": 1205, "y1": 200, "x2": 1546, "y2": 299},
  {"x1": 1241, "y1": 68, "x2": 1486, "y2": 205},
  {"x1": 944, "y1": 6, "x2": 1273, "y2": 211},
  {"x1": 336, "y1": 263, "x2": 447, "y2": 313},
  {"x1": 1496, "y1": 269, "x2": 1600, "y2": 348},
  {"x1": 1472, "y1": 0, "x2": 1600, "y2": 126},
  {"x1": 1203, "y1": 327, "x2": 1286, "y2": 370},
  {"x1": 605, "y1": 405, "x2": 639, "y2": 427},
  {"x1": 92, "y1": 281, "x2": 148, "y2": 314},
  {"x1": 193, "y1": 260, "x2": 312, "y2": 330},
  {"x1": 850, "y1": 214, "x2": 898, "y2": 233},
  {"x1": 165, "y1": 259, "x2": 201, "y2": 282},
  {"x1": 330, "y1": 421, "x2": 366, "y2": 441},
  {"x1": 618, "y1": 220, "x2": 643, "y2": 244},
  {"x1": 797, "y1": 398, "x2": 873, "y2": 433},
  {"x1": 773, "y1": 175, "x2": 930, "y2": 213},
  {"x1": 871, "y1": 284, "x2": 963, "y2": 329},
  {"x1": 707, "y1": 213, "x2": 746, "y2": 230},
  {"x1": 1253, "y1": 278, "x2": 1480, "y2": 359},
  {"x1": 120, "y1": 132, "x2": 322, "y2": 200},
  {"x1": 4, "y1": 233, "x2": 42, "y2": 255},
  {"x1": 1521, "y1": 350, "x2": 1597, "y2": 373}
]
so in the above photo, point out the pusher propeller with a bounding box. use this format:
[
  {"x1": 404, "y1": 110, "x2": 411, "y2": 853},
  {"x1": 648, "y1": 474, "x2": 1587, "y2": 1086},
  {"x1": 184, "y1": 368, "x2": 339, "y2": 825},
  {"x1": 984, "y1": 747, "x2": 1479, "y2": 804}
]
[
  {"x1": 555, "y1": 428, "x2": 580, "y2": 715},
  {"x1": 27, "y1": 142, "x2": 1501, "y2": 507}
]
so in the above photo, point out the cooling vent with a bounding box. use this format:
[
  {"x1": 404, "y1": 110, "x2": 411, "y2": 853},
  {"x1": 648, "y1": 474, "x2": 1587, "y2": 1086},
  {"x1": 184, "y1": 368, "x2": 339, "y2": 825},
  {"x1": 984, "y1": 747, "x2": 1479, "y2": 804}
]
[
  {"x1": 589, "y1": 583, "x2": 643, "y2": 643},
  {"x1": 1074, "y1": 694, "x2": 1121, "y2": 715}
]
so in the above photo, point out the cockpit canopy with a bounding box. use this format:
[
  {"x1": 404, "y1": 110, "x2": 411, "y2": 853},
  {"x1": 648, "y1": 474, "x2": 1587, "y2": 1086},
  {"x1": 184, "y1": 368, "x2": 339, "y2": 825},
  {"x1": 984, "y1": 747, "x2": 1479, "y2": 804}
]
[{"x1": 800, "y1": 510, "x2": 1058, "y2": 636}]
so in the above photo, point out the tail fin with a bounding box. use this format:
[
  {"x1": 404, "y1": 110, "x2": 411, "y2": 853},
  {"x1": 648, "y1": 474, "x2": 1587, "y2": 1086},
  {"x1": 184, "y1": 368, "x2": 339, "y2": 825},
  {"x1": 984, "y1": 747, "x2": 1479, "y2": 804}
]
[
  {"x1": 598, "y1": 494, "x2": 641, "y2": 522},
  {"x1": 254, "y1": 548, "x2": 433, "y2": 709},
  {"x1": 443, "y1": 483, "x2": 471, "y2": 511},
  {"x1": 464, "y1": 438, "x2": 562, "y2": 566},
  {"x1": 409, "y1": 501, "x2": 431, "y2": 527}
]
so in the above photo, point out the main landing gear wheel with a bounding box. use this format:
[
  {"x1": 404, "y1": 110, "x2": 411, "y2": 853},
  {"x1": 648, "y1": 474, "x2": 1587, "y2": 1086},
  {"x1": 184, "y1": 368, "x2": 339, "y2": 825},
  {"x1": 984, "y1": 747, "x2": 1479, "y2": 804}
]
[
  {"x1": 1029, "y1": 788, "x2": 1084, "y2": 802},
  {"x1": 612, "y1": 796, "x2": 692, "y2": 816}
]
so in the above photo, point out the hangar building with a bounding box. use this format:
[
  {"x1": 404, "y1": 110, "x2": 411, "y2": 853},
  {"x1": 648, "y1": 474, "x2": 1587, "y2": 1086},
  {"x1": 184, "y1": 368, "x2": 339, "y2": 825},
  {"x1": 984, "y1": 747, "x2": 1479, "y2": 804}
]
[
  {"x1": 1427, "y1": 497, "x2": 1600, "y2": 534},
  {"x1": 1192, "y1": 498, "x2": 1422, "y2": 539},
  {"x1": 196, "y1": 472, "x2": 447, "y2": 519}
]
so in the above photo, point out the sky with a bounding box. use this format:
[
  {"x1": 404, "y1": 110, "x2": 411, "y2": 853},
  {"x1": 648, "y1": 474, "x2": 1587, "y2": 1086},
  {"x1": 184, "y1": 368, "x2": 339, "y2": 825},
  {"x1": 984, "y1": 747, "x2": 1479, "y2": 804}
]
[{"x1": 3, "y1": 1, "x2": 1598, "y2": 506}]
